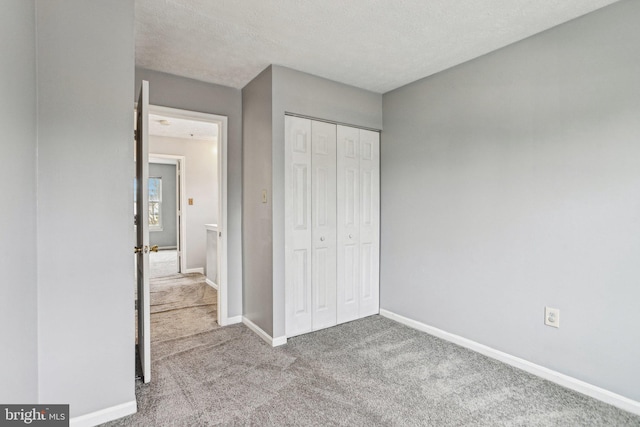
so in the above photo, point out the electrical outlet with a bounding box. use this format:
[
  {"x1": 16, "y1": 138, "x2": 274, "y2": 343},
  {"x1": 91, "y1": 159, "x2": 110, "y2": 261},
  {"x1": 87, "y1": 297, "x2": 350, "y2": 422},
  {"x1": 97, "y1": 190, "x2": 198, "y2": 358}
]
[{"x1": 544, "y1": 307, "x2": 560, "y2": 328}]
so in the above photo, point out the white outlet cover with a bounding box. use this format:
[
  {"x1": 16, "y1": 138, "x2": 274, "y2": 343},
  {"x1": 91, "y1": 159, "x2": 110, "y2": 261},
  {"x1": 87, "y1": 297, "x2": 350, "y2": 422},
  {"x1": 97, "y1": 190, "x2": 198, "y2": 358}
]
[{"x1": 545, "y1": 307, "x2": 560, "y2": 328}]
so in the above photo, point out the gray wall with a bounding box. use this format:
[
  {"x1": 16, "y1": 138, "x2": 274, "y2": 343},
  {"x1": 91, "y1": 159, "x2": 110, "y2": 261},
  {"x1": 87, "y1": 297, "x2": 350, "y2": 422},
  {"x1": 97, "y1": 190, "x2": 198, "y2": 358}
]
[
  {"x1": 135, "y1": 68, "x2": 243, "y2": 318},
  {"x1": 0, "y1": 0, "x2": 38, "y2": 403},
  {"x1": 36, "y1": 0, "x2": 135, "y2": 416},
  {"x1": 149, "y1": 163, "x2": 178, "y2": 248},
  {"x1": 381, "y1": 0, "x2": 640, "y2": 401},
  {"x1": 242, "y1": 66, "x2": 274, "y2": 335},
  {"x1": 243, "y1": 65, "x2": 383, "y2": 338}
]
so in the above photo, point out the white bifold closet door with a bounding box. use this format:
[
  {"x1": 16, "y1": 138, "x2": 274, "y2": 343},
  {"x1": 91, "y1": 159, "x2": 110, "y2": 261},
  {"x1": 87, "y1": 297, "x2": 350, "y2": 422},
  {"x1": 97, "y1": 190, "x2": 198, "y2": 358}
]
[
  {"x1": 285, "y1": 116, "x2": 337, "y2": 337},
  {"x1": 337, "y1": 125, "x2": 380, "y2": 324},
  {"x1": 310, "y1": 121, "x2": 338, "y2": 330},
  {"x1": 285, "y1": 116, "x2": 379, "y2": 338}
]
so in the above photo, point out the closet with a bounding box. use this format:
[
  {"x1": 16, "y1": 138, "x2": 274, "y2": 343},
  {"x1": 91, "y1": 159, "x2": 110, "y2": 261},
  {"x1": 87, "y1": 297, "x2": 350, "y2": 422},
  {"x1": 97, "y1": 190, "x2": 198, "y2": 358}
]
[{"x1": 284, "y1": 115, "x2": 380, "y2": 338}]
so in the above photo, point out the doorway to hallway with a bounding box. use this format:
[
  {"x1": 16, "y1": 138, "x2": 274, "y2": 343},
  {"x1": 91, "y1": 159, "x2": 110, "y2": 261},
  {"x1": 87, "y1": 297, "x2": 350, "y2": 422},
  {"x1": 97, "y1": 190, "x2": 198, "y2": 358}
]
[
  {"x1": 135, "y1": 93, "x2": 230, "y2": 383},
  {"x1": 144, "y1": 104, "x2": 230, "y2": 326}
]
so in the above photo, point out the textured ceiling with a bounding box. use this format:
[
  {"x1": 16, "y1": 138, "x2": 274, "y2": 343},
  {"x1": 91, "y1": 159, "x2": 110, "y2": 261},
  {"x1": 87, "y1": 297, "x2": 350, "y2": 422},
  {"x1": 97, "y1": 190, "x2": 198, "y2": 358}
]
[
  {"x1": 135, "y1": 0, "x2": 619, "y2": 93},
  {"x1": 149, "y1": 114, "x2": 218, "y2": 141}
]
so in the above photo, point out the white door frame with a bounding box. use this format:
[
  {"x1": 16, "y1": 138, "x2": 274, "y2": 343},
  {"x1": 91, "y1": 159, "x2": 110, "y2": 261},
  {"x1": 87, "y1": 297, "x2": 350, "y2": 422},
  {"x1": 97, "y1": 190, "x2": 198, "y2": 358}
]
[
  {"x1": 148, "y1": 104, "x2": 230, "y2": 326},
  {"x1": 149, "y1": 154, "x2": 186, "y2": 273}
]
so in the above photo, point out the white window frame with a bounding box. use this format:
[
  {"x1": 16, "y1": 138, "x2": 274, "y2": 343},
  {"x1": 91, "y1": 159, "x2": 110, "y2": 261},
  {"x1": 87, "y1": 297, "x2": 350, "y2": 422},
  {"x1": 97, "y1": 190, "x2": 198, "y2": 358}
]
[{"x1": 148, "y1": 176, "x2": 163, "y2": 232}]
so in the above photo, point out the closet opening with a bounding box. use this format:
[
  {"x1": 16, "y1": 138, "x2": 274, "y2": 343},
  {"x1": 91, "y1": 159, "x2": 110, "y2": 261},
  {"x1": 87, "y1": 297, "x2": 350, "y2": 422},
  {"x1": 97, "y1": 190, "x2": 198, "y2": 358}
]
[{"x1": 284, "y1": 114, "x2": 380, "y2": 338}]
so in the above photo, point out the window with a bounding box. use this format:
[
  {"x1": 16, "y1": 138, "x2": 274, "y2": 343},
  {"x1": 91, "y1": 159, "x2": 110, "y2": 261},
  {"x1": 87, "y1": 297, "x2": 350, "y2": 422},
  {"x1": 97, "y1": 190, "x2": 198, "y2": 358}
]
[
  {"x1": 148, "y1": 177, "x2": 162, "y2": 231},
  {"x1": 134, "y1": 177, "x2": 163, "y2": 231}
]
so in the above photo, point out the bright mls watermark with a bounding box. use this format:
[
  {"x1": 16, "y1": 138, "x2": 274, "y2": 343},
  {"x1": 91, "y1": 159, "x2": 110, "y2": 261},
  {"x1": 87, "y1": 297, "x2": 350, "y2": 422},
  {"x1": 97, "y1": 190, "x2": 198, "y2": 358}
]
[{"x1": 0, "y1": 405, "x2": 68, "y2": 426}]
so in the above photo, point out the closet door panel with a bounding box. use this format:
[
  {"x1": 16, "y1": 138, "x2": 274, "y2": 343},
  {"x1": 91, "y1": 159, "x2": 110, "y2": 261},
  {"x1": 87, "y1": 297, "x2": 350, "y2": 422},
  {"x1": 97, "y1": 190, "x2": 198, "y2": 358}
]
[
  {"x1": 337, "y1": 125, "x2": 360, "y2": 324},
  {"x1": 359, "y1": 129, "x2": 380, "y2": 317},
  {"x1": 285, "y1": 116, "x2": 313, "y2": 337},
  {"x1": 311, "y1": 121, "x2": 337, "y2": 330}
]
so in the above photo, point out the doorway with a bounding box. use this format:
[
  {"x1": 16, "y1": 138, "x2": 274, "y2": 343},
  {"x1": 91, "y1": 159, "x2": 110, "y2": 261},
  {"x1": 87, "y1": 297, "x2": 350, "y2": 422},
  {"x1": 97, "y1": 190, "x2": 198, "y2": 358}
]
[
  {"x1": 145, "y1": 105, "x2": 229, "y2": 330},
  {"x1": 148, "y1": 155, "x2": 183, "y2": 278},
  {"x1": 135, "y1": 101, "x2": 230, "y2": 383}
]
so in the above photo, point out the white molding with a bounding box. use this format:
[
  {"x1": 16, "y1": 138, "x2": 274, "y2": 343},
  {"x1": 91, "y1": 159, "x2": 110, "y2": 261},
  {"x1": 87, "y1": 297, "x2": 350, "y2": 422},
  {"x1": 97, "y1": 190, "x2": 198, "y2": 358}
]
[
  {"x1": 379, "y1": 309, "x2": 640, "y2": 417},
  {"x1": 243, "y1": 316, "x2": 288, "y2": 347},
  {"x1": 242, "y1": 316, "x2": 271, "y2": 345},
  {"x1": 224, "y1": 315, "x2": 242, "y2": 325},
  {"x1": 70, "y1": 400, "x2": 136, "y2": 427},
  {"x1": 183, "y1": 267, "x2": 204, "y2": 274},
  {"x1": 272, "y1": 335, "x2": 288, "y2": 347},
  {"x1": 205, "y1": 278, "x2": 218, "y2": 290},
  {"x1": 217, "y1": 115, "x2": 229, "y2": 334},
  {"x1": 149, "y1": 105, "x2": 224, "y2": 123},
  {"x1": 177, "y1": 157, "x2": 186, "y2": 274},
  {"x1": 148, "y1": 155, "x2": 177, "y2": 165}
]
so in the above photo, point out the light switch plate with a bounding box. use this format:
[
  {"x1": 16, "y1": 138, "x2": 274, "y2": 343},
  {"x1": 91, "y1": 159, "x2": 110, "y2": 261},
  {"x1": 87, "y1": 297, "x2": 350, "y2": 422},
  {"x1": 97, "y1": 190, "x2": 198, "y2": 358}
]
[{"x1": 262, "y1": 190, "x2": 268, "y2": 203}]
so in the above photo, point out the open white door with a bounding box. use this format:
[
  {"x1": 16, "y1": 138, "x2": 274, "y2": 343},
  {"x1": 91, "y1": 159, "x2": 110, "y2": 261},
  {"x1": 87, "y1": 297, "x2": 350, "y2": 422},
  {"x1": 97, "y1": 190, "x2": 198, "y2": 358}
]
[{"x1": 135, "y1": 80, "x2": 151, "y2": 383}]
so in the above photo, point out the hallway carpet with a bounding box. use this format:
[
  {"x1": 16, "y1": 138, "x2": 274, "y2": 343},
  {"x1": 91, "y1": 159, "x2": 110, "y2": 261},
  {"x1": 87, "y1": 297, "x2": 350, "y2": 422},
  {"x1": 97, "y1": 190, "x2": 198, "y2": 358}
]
[
  {"x1": 105, "y1": 313, "x2": 639, "y2": 426},
  {"x1": 149, "y1": 273, "x2": 218, "y2": 344},
  {"x1": 149, "y1": 249, "x2": 179, "y2": 278}
]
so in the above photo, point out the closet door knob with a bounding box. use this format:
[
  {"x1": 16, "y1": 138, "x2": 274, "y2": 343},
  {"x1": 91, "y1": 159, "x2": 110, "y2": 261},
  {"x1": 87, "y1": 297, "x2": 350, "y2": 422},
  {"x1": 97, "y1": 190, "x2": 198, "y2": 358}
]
[
  {"x1": 320, "y1": 236, "x2": 325, "y2": 241},
  {"x1": 348, "y1": 234, "x2": 353, "y2": 239}
]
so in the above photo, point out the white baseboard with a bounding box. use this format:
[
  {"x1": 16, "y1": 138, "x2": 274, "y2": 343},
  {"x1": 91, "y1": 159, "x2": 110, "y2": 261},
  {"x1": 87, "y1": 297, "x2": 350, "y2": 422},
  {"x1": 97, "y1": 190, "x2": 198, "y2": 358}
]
[
  {"x1": 183, "y1": 267, "x2": 204, "y2": 274},
  {"x1": 224, "y1": 315, "x2": 242, "y2": 325},
  {"x1": 242, "y1": 316, "x2": 287, "y2": 347},
  {"x1": 272, "y1": 335, "x2": 288, "y2": 346},
  {"x1": 70, "y1": 400, "x2": 136, "y2": 427},
  {"x1": 205, "y1": 278, "x2": 219, "y2": 290},
  {"x1": 379, "y1": 309, "x2": 640, "y2": 416}
]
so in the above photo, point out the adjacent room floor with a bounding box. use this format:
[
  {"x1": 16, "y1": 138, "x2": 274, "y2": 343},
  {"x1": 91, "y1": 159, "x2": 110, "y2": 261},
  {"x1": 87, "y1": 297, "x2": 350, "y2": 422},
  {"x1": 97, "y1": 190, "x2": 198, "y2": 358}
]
[
  {"x1": 107, "y1": 303, "x2": 639, "y2": 425},
  {"x1": 148, "y1": 273, "x2": 218, "y2": 342},
  {"x1": 149, "y1": 249, "x2": 179, "y2": 278}
]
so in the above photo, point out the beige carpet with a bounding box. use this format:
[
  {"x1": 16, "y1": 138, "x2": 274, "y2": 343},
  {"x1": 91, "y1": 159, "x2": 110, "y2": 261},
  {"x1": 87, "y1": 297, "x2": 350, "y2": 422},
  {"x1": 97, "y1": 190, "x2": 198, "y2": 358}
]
[
  {"x1": 135, "y1": 273, "x2": 218, "y2": 348},
  {"x1": 150, "y1": 273, "x2": 218, "y2": 344},
  {"x1": 149, "y1": 250, "x2": 179, "y2": 278},
  {"x1": 150, "y1": 273, "x2": 218, "y2": 348}
]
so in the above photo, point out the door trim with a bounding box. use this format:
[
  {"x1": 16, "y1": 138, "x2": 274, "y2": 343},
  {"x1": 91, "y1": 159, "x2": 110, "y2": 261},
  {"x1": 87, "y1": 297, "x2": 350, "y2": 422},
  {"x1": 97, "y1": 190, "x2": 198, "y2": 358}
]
[
  {"x1": 147, "y1": 104, "x2": 230, "y2": 327},
  {"x1": 284, "y1": 112, "x2": 381, "y2": 132}
]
